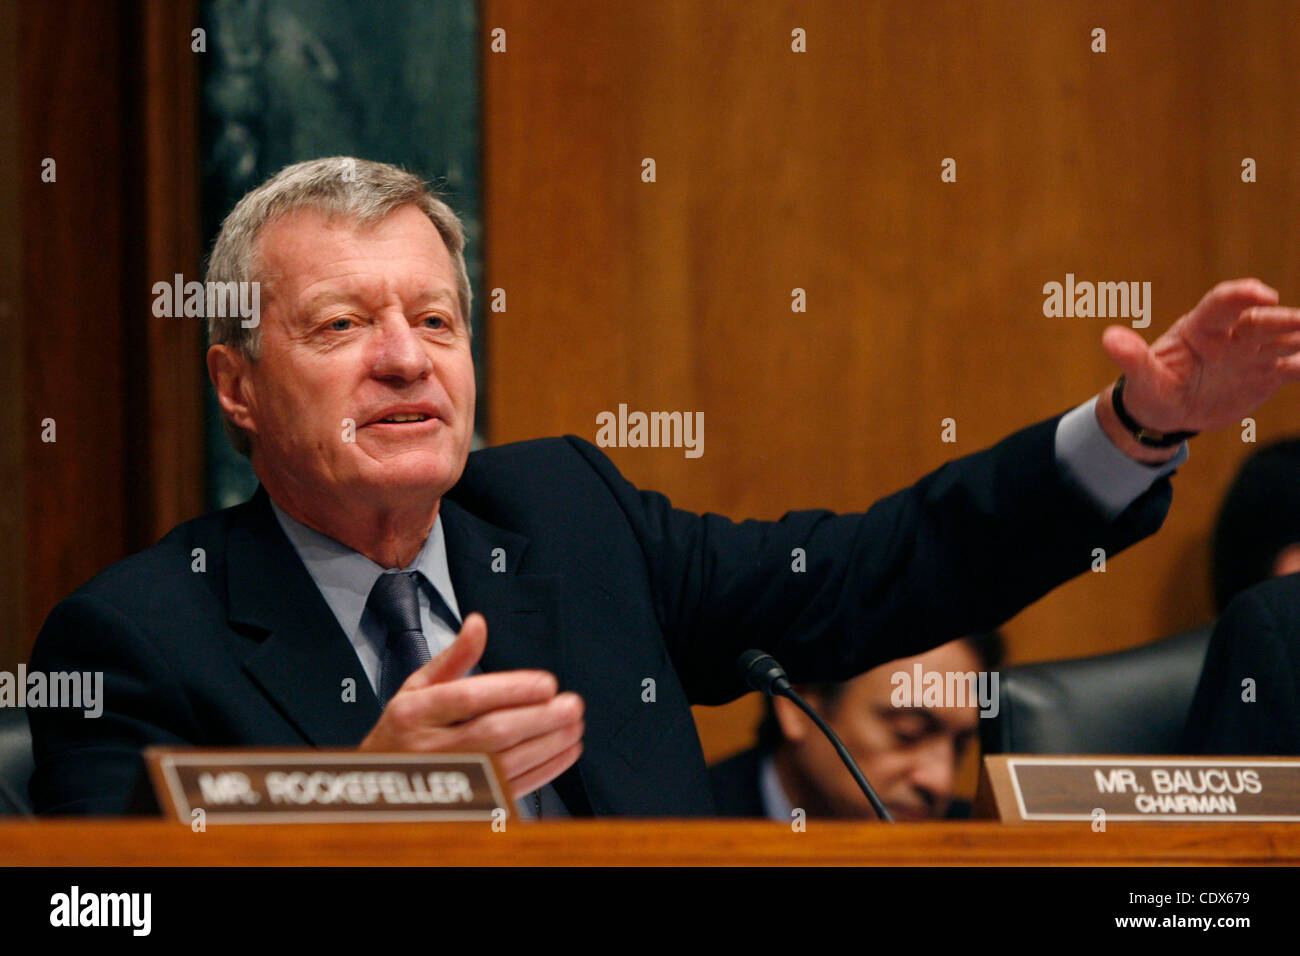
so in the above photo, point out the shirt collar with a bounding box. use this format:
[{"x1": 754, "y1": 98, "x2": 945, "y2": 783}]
[
  {"x1": 268, "y1": 497, "x2": 460, "y2": 639},
  {"x1": 759, "y1": 752, "x2": 796, "y2": 821}
]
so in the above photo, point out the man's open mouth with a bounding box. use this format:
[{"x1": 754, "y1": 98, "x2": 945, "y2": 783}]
[{"x1": 376, "y1": 413, "x2": 432, "y2": 423}]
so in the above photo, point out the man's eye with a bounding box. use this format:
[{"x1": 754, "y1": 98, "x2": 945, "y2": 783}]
[
  {"x1": 894, "y1": 730, "x2": 923, "y2": 745},
  {"x1": 328, "y1": 318, "x2": 353, "y2": 331},
  {"x1": 423, "y1": 315, "x2": 446, "y2": 330},
  {"x1": 889, "y1": 719, "x2": 928, "y2": 744}
]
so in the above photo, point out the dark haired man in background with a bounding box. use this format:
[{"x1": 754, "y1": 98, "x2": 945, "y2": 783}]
[
  {"x1": 711, "y1": 633, "x2": 1003, "y2": 820},
  {"x1": 1184, "y1": 438, "x2": 1300, "y2": 755},
  {"x1": 1211, "y1": 437, "x2": 1300, "y2": 612}
]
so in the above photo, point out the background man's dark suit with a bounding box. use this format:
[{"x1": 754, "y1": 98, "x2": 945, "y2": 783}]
[
  {"x1": 709, "y1": 748, "x2": 780, "y2": 818},
  {"x1": 29, "y1": 414, "x2": 1172, "y2": 815},
  {"x1": 1182, "y1": 573, "x2": 1300, "y2": 755}
]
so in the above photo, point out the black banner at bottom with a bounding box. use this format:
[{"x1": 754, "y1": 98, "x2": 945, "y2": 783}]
[{"x1": 0, "y1": 866, "x2": 1288, "y2": 941}]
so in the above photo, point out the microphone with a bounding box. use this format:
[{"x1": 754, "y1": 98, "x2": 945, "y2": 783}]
[{"x1": 737, "y1": 649, "x2": 894, "y2": 823}]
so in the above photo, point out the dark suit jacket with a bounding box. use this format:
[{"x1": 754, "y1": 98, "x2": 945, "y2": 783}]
[
  {"x1": 29, "y1": 417, "x2": 1172, "y2": 815},
  {"x1": 709, "y1": 747, "x2": 972, "y2": 819},
  {"x1": 1182, "y1": 574, "x2": 1300, "y2": 755}
]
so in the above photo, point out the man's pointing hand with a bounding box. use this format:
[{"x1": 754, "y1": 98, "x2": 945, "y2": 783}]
[{"x1": 359, "y1": 612, "x2": 585, "y2": 802}]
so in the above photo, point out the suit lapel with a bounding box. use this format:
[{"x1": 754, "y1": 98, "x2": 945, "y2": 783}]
[
  {"x1": 226, "y1": 487, "x2": 382, "y2": 745},
  {"x1": 437, "y1": 498, "x2": 564, "y2": 677},
  {"x1": 439, "y1": 498, "x2": 592, "y2": 814}
]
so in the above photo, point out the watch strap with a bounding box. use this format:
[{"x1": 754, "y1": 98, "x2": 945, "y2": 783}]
[{"x1": 1111, "y1": 375, "x2": 1199, "y2": 448}]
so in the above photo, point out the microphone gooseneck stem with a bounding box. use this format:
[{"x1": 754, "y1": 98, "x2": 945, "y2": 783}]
[
  {"x1": 737, "y1": 649, "x2": 895, "y2": 823},
  {"x1": 777, "y1": 684, "x2": 895, "y2": 823}
]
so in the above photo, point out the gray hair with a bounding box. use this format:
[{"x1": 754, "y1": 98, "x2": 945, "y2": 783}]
[{"x1": 206, "y1": 156, "x2": 472, "y2": 457}]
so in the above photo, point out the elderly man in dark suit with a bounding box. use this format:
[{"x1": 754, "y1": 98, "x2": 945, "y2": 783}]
[{"x1": 28, "y1": 157, "x2": 1300, "y2": 816}]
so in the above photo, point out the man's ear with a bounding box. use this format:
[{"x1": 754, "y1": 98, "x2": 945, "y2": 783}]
[
  {"x1": 206, "y1": 344, "x2": 257, "y2": 436},
  {"x1": 773, "y1": 688, "x2": 820, "y2": 743}
]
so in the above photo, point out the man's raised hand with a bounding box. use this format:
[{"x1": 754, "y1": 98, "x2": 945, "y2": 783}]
[
  {"x1": 358, "y1": 612, "x2": 585, "y2": 801},
  {"x1": 1101, "y1": 278, "x2": 1300, "y2": 436}
]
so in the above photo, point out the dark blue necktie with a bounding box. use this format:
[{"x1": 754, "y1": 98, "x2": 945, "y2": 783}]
[
  {"x1": 368, "y1": 570, "x2": 432, "y2": 706},
  {"x1": 368, "y1": 572, "x2": 538, "y2": 813}
]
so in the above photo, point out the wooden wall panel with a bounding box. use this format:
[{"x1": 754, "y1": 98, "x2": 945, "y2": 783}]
[
  {"x1": 483, "y1": 0, "x2": 1300, "y2": 763},
  {"x1": 7, "y1": 0, "x2": 202, "y2": 665},
  {"x1": 130, "y1": 0, "x2": 204, "y2": 546},
  {"x1": 0, "y1": 0, "x2": 23, "y2": 669},
  {"x1": 19, "y1": 0, "x2": 130, "y2": 660}
]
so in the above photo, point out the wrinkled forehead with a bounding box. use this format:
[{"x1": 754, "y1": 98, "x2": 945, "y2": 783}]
[
  {"x1": 254, "y1": 206, "x2": 458, "y2": 320},
  {"x1": 294, "y1": 285, "x2": 460, "y2": 316}
]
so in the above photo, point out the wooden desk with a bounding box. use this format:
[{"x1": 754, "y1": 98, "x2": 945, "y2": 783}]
[{"x1": 2, "y1": 820, "x2": 1298, "y2": 866}]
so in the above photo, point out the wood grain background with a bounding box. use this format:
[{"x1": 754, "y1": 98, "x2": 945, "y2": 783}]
[
  {"x1": 481, "y1": 0, "x2": 1300, "y2": 764},
  {"x1": 6, "y1": 0, "x2": 203, "y2": 666}
]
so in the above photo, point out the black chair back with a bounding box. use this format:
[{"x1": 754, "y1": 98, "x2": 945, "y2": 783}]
[
  {"x1": 0, "y1": 707, "x2": 33, "y2": 815},
  {"x1": 979, "y1": 625, "x2": 1212, "y2": 755}
]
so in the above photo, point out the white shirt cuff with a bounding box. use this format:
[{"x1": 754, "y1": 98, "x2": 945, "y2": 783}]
[{"x1": 1054, "y1": 396, "x2": 1188, "y2": 520}]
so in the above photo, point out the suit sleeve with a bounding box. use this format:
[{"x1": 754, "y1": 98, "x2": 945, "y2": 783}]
[
  {"x1": 566, "y1": 413, "x2": 1173, "y2": 704},
  {"x1": 27, "y1": 593, "x2": 202, "y2": 815},
  {"x1": 1182, "y1": 584, "x2": 1300, "y2": 755}
]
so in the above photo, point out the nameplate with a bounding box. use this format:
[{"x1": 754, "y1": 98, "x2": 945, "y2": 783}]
[
  {"x1": 975, "y1": 755, "x2": 1300, "y2": 822},
  {"x1": 144, "y1": 748, "x2": 513, "y2": 824}
]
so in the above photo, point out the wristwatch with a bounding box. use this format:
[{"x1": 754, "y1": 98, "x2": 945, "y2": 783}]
[{"x1": 1111, "y1": 375, "x2": 1199, "y2": 448}]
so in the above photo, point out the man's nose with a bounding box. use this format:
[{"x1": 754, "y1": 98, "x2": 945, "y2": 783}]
[
  {"x1": 909, "y1": 738, "x2": 958, "y2": 802},
  {"x1": 370, "y1": 314, "x2": 432, "y2": 382}
]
